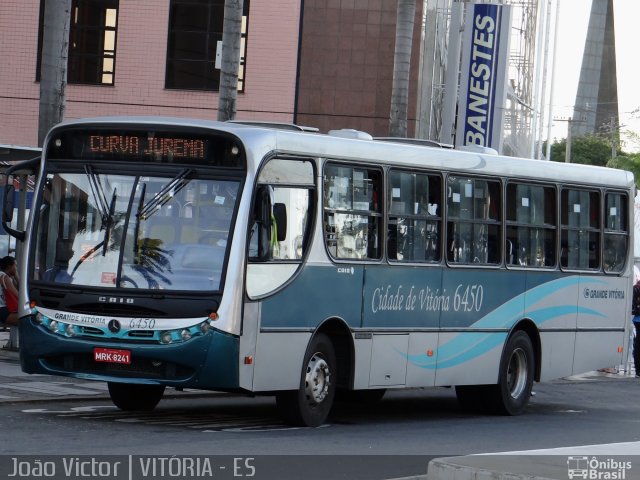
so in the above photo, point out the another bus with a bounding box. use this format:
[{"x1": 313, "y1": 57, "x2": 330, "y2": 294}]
[{"x1": 3, "y1": 117, "x2": 633, "y2": 427}]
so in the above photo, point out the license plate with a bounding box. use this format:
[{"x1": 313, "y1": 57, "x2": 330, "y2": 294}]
[{"x1": 94, "y1": 347, "x2": 131, "y2": 365}]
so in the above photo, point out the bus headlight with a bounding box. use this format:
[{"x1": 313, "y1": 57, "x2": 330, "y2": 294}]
[
  {"x1": 35, "y1": 312, "x2": 45, "y2": 325},
  {"x1": 48, "y1": 321, "x2": 59, "y2": 332},
  {"x1": 200, "y1": 321, "x2": 211, "y2": 333},
  {"x1": 65, "y1": 324, "x2": 76, "y2": 337},
  {"x1": 160, "y1": 331, "x2": 173, "y2": 344},
  {"x1": 180, "y1": 329, "x2": 192, "y2": 341}
]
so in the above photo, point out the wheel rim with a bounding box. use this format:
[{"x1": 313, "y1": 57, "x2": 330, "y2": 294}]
[
  {"x1": 506, "y1": 347, "x2": 528, "y2": 399},
  {"x1": 304, "y1": 352, "x2": 331, "y2": 405}
]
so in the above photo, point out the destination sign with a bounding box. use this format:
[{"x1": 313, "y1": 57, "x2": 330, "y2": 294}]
[
  {"x1": 88, "y1": 134, "x2": 206, "y2": 160},
  {"x1": 46, "y1": 126, "x2": 246, "y2": 169}
]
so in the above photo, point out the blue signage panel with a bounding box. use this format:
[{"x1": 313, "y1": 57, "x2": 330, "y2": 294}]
[{"x1": 456, "y1": 3, "x2": 510, "y2": 151}]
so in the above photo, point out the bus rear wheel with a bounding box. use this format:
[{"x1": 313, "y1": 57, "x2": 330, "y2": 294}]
[
  {"x1": 456, "y1": 331, "x2": 534, "y2": 415},
  {"x1": 108, "y1": 382, "x2": 165, "y2": 411},
  {"x1": 276, "y1": 333, "x2": 336, "y2": 427},
  {"x1": 488, "y1": 331, "x2": 534, "y2": 415}
]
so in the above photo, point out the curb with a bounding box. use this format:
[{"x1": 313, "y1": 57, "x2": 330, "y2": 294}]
[{"x1": 427, "y1": 457, "x2": 555, "y2": 480}]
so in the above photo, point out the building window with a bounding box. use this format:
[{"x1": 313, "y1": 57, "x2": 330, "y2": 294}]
[
  {"x1": 166, "y1": 0, "x2": 249, "y2": 92},
  {"x1": 37, "y1": 0, "x2": 119, "y2": 85}
]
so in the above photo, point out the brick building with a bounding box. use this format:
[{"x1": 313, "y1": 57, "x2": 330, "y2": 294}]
[
  {"x1": 0, "y1": 0, "x2": 300, "y2": 148},
  {"x1": 0, "y1": 0, "x2": 422, "y2": 150}
]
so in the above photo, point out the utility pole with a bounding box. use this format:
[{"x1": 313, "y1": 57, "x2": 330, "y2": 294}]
[
  {"x1": 553, "y1": 116, "x2": 573, "y2": 162},
  {"x1": 610, "y1": 116, "x2": 617, "y2": 159},
  {"x1": 553, "y1": 116, "x2": 585, "y2": 163},
  {"x1": 38, "y1": 0, "x2": 71, "y2": 146},
  {"x1": 217, "y1": 0, "x2": 245, "y2": 121},
  {"x1": 565, "y1": 118, "x2": 572, "y2": 163},
  {"x1": 389, "y1": 0, "x2": 416, "y2": 137}
]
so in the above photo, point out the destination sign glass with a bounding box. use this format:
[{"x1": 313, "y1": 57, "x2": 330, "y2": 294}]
[{"x1": 46, "y1": 127, "x2": 245, "y2": 168}]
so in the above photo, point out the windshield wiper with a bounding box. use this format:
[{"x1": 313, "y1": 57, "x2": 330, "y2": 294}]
[
  {"x1": 133, "y1": 182, "x2": 147, "y2": 262},
  {"x1": 102, "y1": 187, "x2": 117, "y2": 256},
  {"x1": 137, "y1": 168, "x2": 192, "y2": 220},
  {"x1": 84, "y1": 165, "x2": 110, "y2": 223},
  {"x1": 70, "y1": 187, "x2": 118, "y2": 275}
]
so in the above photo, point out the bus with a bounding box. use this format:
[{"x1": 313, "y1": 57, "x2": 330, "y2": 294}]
[{"x1": 3, "y1": 116, "x2": 633, "y2": 427}]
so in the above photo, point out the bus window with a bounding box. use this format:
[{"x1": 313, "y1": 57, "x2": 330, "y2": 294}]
[
  {"x1": 560, "y1": 188, "x2": 600, "y2": 270},
  {"x1": 247, "y1": 159, "x2": 315, "y2": 298},
  {"x1": 324, "y1": 164, "x2": 382, "y2": 260},
  {"x1": 603, "y1": 192, "x2": 628, "y2": 273},
  {"x1": 505, "y1": 183, "x2": 556, "y2": 268},
  {"x1": 34, "y1": 172, "x2": 239, "y2": 291},
  {"x1": 446, "y1": 176, "x2": 501, "y2": 265},
  {"x1": 248, "y1": 186, "x2": 311, "y2": 261},
  {"x1": 387, "y1": 170, "x2": 441, "y2": 262}
]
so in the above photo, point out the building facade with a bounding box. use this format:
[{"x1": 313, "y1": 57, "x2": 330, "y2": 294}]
[
  {"x1": 1, "y1": 0, "x2": 549, "y2": 156},
  {"x1": 295, "y1": 0, "x2": 423, "y2": 135},
  {"x1": 571, "y1": 0, "x2": 618, "y2": 138},
  {"x1": 0, "y1": 0, "x2": 301, "y2": 148}
]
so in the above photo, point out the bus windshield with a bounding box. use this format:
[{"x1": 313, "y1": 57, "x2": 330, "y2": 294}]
[{"x1": 32, "y1": 171, "x2": 239, "y2": 291}]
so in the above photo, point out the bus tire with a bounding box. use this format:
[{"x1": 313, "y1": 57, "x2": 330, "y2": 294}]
[
  {"x1": 488, "y1": 330, "x2": 534, "y2": 415},
  {"x1": 336, "y1": 388, "x2": 386, "y2": 404},
  {"x1": 108, "y1": 382, "x2": 165, "y2": 411},
  {"x1": 455, "y1": 385, "x2": 488, "y2": 412},
  {"x1": 276, "y1": 333, "x2": 336, "y2": 427}
]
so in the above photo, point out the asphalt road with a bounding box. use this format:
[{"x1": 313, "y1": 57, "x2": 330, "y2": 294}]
[{"x1": 2, "y1": 330, "x2": 639, "y2": 480}]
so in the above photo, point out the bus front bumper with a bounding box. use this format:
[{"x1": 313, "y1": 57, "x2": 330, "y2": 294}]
[{"x1": 18, "y1": 316, "x2": 240, "y2": 391}]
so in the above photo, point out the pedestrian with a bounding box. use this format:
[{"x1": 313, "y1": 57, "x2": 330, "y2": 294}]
[
  {"x1": 0, "y1": 255, "x2": 19, "y2": 326},
  {"x1": 632, "y1": 278, "x2": 640, "y2": 377}
]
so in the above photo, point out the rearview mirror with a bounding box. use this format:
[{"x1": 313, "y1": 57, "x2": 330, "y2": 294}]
[
  {"x1": 2, "y1": 185, "x2": 15, "y2": 224},
  {"x1": 273, "y1": 203, "x2": 287, "y2": 242},
  {"x1": 2, "y1": 156, "x2": 41, "y2": 241}
]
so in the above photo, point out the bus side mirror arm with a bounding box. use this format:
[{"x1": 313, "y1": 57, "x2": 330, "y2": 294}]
[{"x1": 2, "y1": 157, "x2": 40, "y2": 242}]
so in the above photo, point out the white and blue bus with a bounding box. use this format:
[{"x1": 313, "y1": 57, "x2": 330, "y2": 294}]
[{"x1": 3, "y1": 117, "x2": 633, "y2": 427}]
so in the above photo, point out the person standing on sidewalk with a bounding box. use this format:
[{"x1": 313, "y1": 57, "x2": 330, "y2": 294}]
[
  {"x1": 0, "y1": 255, "x2": 19, "y2": 327},
  {"x1": 632, "y1": 279, "x2": 640, "y2": 377}
]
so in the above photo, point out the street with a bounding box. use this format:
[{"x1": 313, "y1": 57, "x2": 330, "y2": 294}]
[{"x1": 1, "y1": 330, "x2": 639, "y2": 479}]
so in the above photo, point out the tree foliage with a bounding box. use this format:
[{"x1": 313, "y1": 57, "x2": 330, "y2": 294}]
[
  {"x1": 548, "y1": 134, "x2": 616, "y2": 166},
  {"x1": 547, "y1": 134, "x2": 640, "y2": 188},
  {"x1": 607, "y1": 153, "x2": 640, "y2": 187}
]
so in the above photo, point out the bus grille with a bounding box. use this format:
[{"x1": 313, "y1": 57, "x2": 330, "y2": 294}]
[
  {"x1": 127, "y1": 330, "x2": 155, "y2": 339},
  {"x1": 78, "y1": 326, "x2": 104, "y2": 335},
  {"x1": 42, "y1": 354, "x2": 194, "y2": 379}
]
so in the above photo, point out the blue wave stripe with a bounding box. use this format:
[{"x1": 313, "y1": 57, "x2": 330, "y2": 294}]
[{"x1": 403, "y1": 276, "x2": 609, "y2": 369}]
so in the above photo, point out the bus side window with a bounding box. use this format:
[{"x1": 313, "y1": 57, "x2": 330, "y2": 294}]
[
  {"x1": 446, "y1": 176, "x2": 500, "y2": 265},
  {"x1": 387, "y1": 170, "x2": 441, "y2": 263},
  {"x1": 505, "y1": 182, "x2": 556, "y2": 268},
  {"x1": 324, "y1": 164, "x2": 382, "y2": 261},
  {"x1": 246, "y1": 158, "x2": 315, "y2": 298},
  {"x1": 561, "y1": 188, "x2": 600, "y2": 270}
]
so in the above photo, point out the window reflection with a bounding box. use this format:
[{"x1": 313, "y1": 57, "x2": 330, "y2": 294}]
[{"x1": 34, "y1": 173, "x2": 239, "y2": 291}]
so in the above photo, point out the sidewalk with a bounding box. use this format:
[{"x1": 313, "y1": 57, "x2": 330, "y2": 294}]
[
  {"x1": 424, "y1": 445, "x2": 640, "y2": 480},
  {"x1": 0, "y1": 327, "x2": 18, "y2": 362}
]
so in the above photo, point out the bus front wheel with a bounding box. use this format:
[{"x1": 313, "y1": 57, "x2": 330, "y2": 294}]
[
  {"x1": 276, "y1": 333, "x2": 336, "y2": 427},
  {"x1": 108, "y1": 382, "x2": 165, "y2": 411}
]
